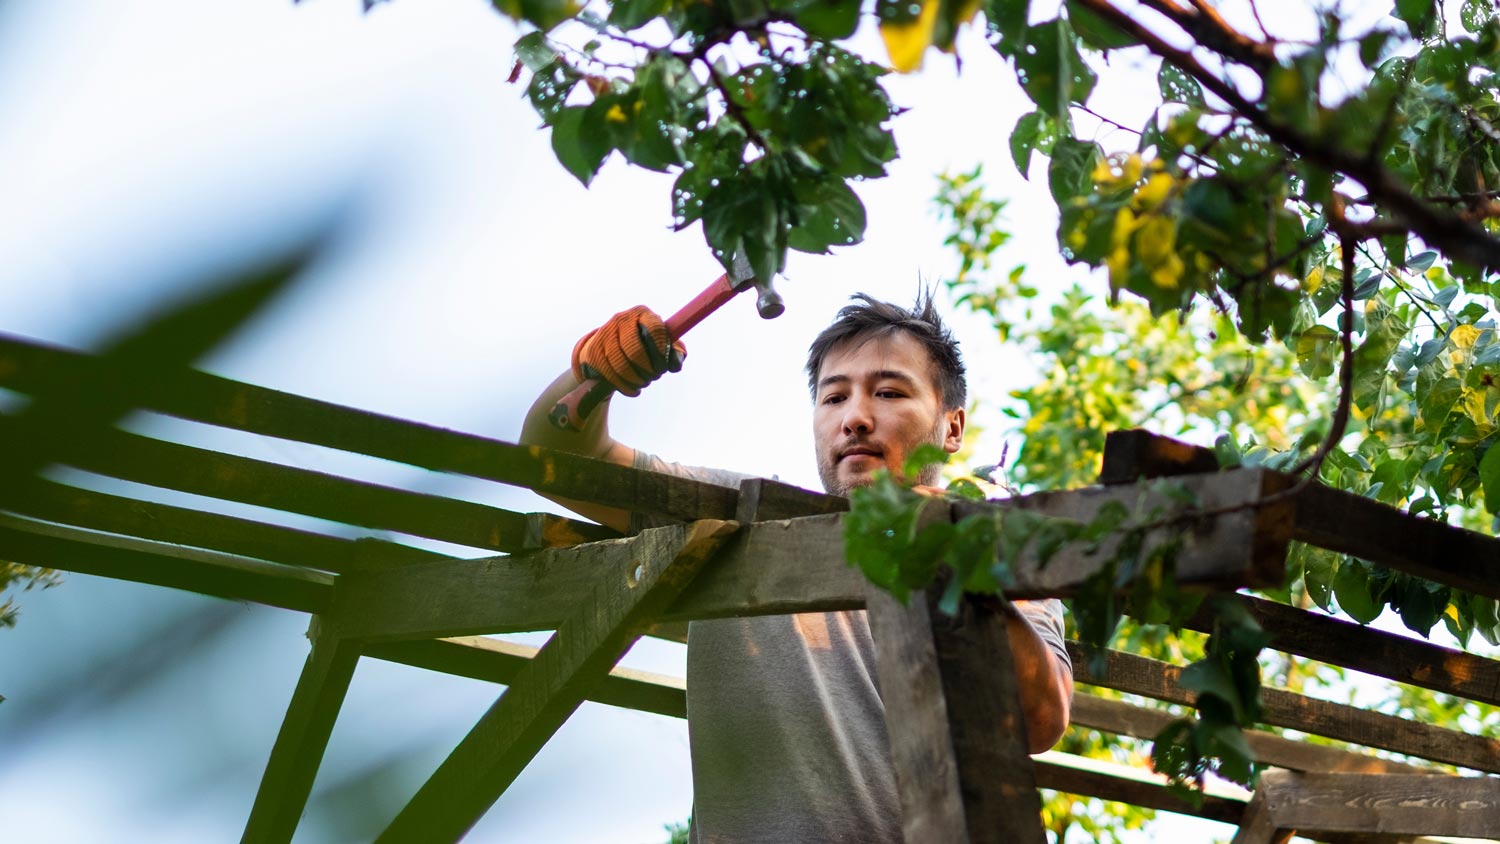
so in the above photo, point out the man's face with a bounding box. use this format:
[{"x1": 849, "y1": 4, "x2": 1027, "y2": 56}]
[{"x1": 812, "y1": 331, "x2": 965, "y2": 496}]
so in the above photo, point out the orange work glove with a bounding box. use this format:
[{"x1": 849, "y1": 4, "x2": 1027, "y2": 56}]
[{"x1": 571, "y1": 305, "x2": 686, "y2": 397}]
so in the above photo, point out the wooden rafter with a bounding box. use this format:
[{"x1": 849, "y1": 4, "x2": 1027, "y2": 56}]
[{"x1": 373, "y1": 520, "x2": 738, "y2": 844}]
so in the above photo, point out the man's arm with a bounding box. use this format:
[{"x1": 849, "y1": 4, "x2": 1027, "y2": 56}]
[
  {"x1": 519, "y1": 305, "x2": 684, "y2": 532},
  {"x1": 1004, "y1": 602, "x2": 1074, "y2": 753},
  {"x1": 520, "y1": 369, "x2": 637, "y2": 532}
]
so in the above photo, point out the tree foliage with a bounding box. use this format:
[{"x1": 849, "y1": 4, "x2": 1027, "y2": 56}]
[{"x1": 466, "y1": 0, "x2": 1500, "y2": 834}]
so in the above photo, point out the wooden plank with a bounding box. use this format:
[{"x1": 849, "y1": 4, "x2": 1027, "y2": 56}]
[
  {"x1": 1034, "y1": 750, "x2": 1249, "y2": 824},
  {"x1": 1099, "y1": 428, "x2": 1500, "y2": 601},
  {"x1": 0, "y1": 334, "x2": 739, "y2": 522},
  {"x1": 364, "y1": 637, "x2": 687, "y2": 719},
  {"x1": 1068, "y1": 642, "x2": 1500, "y2": 774},
  {"x1": 241, "y1": 623, "x2": 361, "y2": 844},
  {"x1": 14, "y1": 476, "x2": 446, "y2": 573},
  {"x1": 951, "y1": 466, "x2": 1294, "y2": 594},
  {"x1": 1185, "y1": 594, "x2": 1500, "y2": 709},
  {"x1": 334, "y1": 469, "x2": 1290, "y2": 643},
  {"x1": 372, "y1": 520, "x2": 738, "y2": 844},
  {"x1": 0, "y1": 513, "x2": 331, "y2": 613},
  {"x1": 1296, "y1": 483, "x2": 1500, "y2": 601},
  {"x1": 1100, "y1": 429, "x2": 1220, "y2": 485},
  {"x1": 1255, "y1": 770, "x2": 1500, "y2": 839},
  {"x1": 8, "y1": 420, "x2": 617, "y2": 554},
  {"x1": 1229, "y1": 791, "x2": 1290, "y2": 844},
  {"x1": 1070, "y1": 694, "x2": 1432, "y2": 776},
  {"x1": 868, "y1": 581, "x2": 1046, "y2": 844}
]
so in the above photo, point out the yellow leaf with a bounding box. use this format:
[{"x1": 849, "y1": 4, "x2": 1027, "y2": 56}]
[
  {"x1": 1452, "y1": 323, "x2": 1481, "y2": 350},
  {"x1": 880, "y1": 0, "x2": 940, "y2": 73},
  {"x1": 1304, "y1": 264, "x2": 1324, "y2": 294},
  {"x1": 1135, "y1": 215, "x2": 1176, "y2": 267},
  {"x1": 1131, "y1": 172, "x2": 1174, "y2": 211},
  {"x1": 605, "y1": 104, "x2": 628, "y2": 123},
  {"x1": 1149, "y1": 252, "x2": 1184, "y2": 290}
]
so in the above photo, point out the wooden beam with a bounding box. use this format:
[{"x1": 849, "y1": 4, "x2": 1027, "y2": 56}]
[
  {"x1": 11, "y1": 421, "x2": 617, "y2": 554},
  {"x1": 241, "y1": 622, "x2": 361, "y2": 844},
  {"x1": 14, "y1": 476, "x2": 446, "y2": 573},
  {"x1": 1229, "y1": 790, "x2": 1291, "y2": 844},
  {"x1": 1100, "y1": 429, "x2": 1500, "y2": 601},
  {"x1": 1185, "y1": 594, "x2": 1500, "y2": 709},
  {"x1": 1250, "y1": 770, "x2": 1500, "y2": 840},
  {"x1": 333, "y1": 468, "x2": 1290, "y2": 643},
  {"x1": 364, "y1": 636, "x2": 687, "y2": 719},
  {"x1": 1034, "y1": 750, "x2": 1250, "y2": 824},
  {"x1": 372, "y1": 520, "x2": 738, "y2": 844},
  {"x1": 0, "y1": 513, "x2": 331, "y2": 613},
  {"x1": 1068, "y1": 642, "x2": 1500, "y2": 774},
  {"x1": 0, "y1": 334, "x2": 739, "y2": 522},
  {"x1": 868, "y1": 582, "x2": 1046, "y2": 844},
  {"x1": 1070, "y1": 695, "x2": 1432, "y2": 776}
]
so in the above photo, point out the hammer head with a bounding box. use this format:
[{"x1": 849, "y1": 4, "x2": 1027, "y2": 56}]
[{"x1": 728, "y1": 251, "x2": 785, "y2": 319}]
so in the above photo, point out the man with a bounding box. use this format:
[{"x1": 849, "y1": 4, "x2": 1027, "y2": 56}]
[{"x1": 521, "y1": 292, "x2": 1073, "y2": 843}]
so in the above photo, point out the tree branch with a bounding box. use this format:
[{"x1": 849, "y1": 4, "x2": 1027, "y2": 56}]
[{"x1": 1074, "y1": 0, "x2": 1500, "y2": 271}]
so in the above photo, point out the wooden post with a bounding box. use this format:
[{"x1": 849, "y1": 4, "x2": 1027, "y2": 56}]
[
  {"x1": 372, "y1": 519, "x2": 737, "y2": 844},
  {"x1": 241, "y1": 619, "x2": 361, "y2": 844},
  {"x1": 867, "y1": 577, "x2": 1046, "y2": 844}
]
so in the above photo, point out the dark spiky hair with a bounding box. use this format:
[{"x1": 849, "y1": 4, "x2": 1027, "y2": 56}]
[{"x1": 805, "y1": 290, "x2": 967, "y2": 410}]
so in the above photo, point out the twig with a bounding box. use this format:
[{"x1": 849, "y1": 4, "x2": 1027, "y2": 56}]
[
  {"x1": 706, "y1": 64, "x2": 773, "y2": 153},
  {"x1": 1072, "y1": 0, "x2": 1500, "y2": 271}
]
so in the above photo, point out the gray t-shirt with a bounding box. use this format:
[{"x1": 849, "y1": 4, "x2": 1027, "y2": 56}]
[{"x1": 631, "y1": 451, "x2": 1071, "y2": 844}]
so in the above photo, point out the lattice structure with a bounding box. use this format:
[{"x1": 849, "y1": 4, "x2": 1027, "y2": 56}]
[{"x1": 3, "y1": 333, "x2": 1499, "y2": 843}]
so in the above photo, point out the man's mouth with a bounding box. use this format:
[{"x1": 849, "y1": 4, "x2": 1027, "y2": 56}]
[{"x1": 839, "y1": 445, "x2": 884, "y2": 463}]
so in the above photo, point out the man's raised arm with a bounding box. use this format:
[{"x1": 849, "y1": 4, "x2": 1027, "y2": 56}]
[{"x1": 520, "y1": 305, "x2": 685, "y2": 532}]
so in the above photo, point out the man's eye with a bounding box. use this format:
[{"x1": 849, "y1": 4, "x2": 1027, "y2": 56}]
[
  {"x1": 877, "y1": 390, "x2": 905, "y2": 398},
  {"x1": 822, "y1": 394, "x2": 846, "y2": 405}
]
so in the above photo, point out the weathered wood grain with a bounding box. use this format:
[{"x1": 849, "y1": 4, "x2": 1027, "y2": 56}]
[
  {"x1": 6, "y1": 420, "x2": 613, "y2": 554},
  {"x1": 241, "y1": 622, "x2": 360, "y2": 844},
  {"x1": 1068, "y1": 642, "x2": 1500, "y2": 774},
  {"x1": 373, "y1": 520, "x2": 737, "y2": 844},
  {"x1": 334, "y1": 469, "x2": 1289, "y2": 643},
  {"x1": 1034, "y1": 750, "x2": 1250, "y2": 824},
  {"x1": 868, "y1": 582, "x2": 1046, "y2": 844},
  {"x1": 951, "y1": 466, "x2": 1294, "y2": 594},
  {"x1": 364, "y1": 636, "x2": 687, "y2": 719},
  {"x1": 1253, "y1": 770, "x2": 1500, "y2": 839},
  {"x1": 1229, "y1": 790, "x2": 1289, "y2": 844},
  {"x1": 0, "y1": 334, "x2": 738, "y2": 522},
  {"x1": 1100, "y1": 428, "x2": 1500, "y2": 601},
  {"x1": 1184, "y1": 594, "x2": 1500, "y2": 708},
  {"x1": 0, "y1": 513, "x2": 331, "y2": 613},
  {"x1": 1070, "y1": 695, "x2": 1431, "y2": 775},
  {"x1": 12, "y1": 476, "x2": 445, "y2": 573}
]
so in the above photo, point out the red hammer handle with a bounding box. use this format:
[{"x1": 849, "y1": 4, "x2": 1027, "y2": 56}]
[{"x1": 549, "y1": 272, "x2": 739, "y2": 431}]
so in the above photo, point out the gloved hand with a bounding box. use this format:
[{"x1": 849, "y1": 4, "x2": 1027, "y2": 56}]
[{"x1": 571, "y1": 305, "x2": 686, "y2": 397}]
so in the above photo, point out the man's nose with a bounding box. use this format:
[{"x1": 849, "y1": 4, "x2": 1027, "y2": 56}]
[{"x1": 841, "y1": 393, "x2": 874, "y2": 435}]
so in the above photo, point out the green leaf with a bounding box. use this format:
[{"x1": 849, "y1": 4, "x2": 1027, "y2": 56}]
[
  {"x1": 1334, "y1": 559, "x2": 1384, "y2": 623},
  {"x1": 608, "y1": 0, "x2": 667, "y2": 30},
  {"x1": 1010, "y1": 111, "x2": 1046, "y2": 177},
  {"x1": 1158, "y1": 63, "x2": 1204, "y2": 107},
  {"x1": 550, "y1": 106, "x2": 611, "y2": 185},
  {"x1": 789, "y1": 177, "x2": 867, "y2": 254},
  {"x1": 1407, "y1": 249, "x2": 1439, "y2": 271},
  {"x1": 1462, "y1": 0, "x2": 1496, "y2": 33},
  {"x1": 1013, "y1": 18, "x2": 1097, "y2": 120},
  {"x1": 1065, "y1": 0, "x2": 1139, "y2": 50},
  {"x1": 1179, "y1": 660, "x2": 1244, "y2": 722},
  {"x1": 1048, "y1": 136, "x2": 1098, "y2": 203},
  {"x1": 1393, "y1": 576, "x2": 1448, "y2": 637},
  {"x1": 794, "y1": 0, "x2": 861, "y2": 38},
  {"x1": 904, "y1": 442, "x2": 951, "y2": 477},
  {"x1": 1395, "y1": 0, "x2": 1436, "y2": 35},
  {"x1": 1213, "y1": 434, "x2": 1242, "y2": 469},
  {"x1": 514, "y1": 31, "x2": 558, "y2": 71},
  {"x1": 1295, "y1": 325, "x2": 1338, "y2": 378},
  {"x1": 1479, "y1": 441, "x2": 1500, "y2": 513},
  {"x1": 1302, "y1": 546, "x2": 1337, "y2": 610}
]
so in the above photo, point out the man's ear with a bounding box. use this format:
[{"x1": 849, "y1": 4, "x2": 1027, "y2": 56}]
[{"x1": 942, "y1": 406, "x2": 965, "y2": 454}]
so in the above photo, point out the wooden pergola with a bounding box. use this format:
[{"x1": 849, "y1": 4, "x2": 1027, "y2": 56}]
[{"x1": 4, "y1": 331, "x2": 1499, "y2": 844}]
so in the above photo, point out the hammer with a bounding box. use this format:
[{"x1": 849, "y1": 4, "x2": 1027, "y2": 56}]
[{"x1": 549, "y1": 253, "x2": 783, "y2": 431}]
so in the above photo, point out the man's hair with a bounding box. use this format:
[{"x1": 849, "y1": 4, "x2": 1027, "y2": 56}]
[{"x1": 805, "y1": 290, "x2": 967, "y2": 410}]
